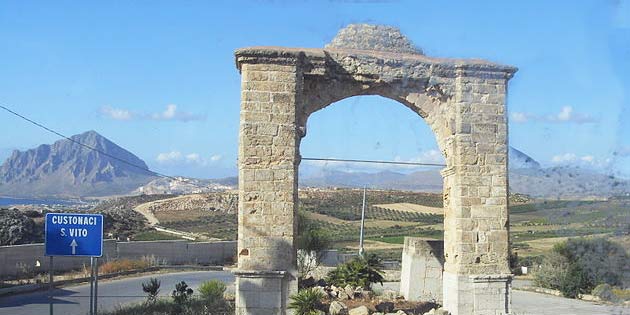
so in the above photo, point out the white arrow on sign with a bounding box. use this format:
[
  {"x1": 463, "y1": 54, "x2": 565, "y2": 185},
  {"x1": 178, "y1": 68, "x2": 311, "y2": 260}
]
[{"x1": 70, "y1": 239, "x2": 77, "y2": 255}]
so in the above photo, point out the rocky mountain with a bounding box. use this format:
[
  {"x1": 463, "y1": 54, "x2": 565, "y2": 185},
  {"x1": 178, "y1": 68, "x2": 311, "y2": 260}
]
[
  {"x1": 509, "y1": 147, "x2": 541, "y2": 169},
  {"x1": 0, "y1": 131, "x2": 157, "y2": 198}
]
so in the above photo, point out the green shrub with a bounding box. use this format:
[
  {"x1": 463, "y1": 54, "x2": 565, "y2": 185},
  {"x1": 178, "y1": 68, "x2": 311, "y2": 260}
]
[
  {"x1": 558, "y1": 238, "x2": 628, "y2": 287},
  {"x1": 297, "y1": 211, "x2": 331, "y2": 278},
  {"x1": 288, "y1": 288, "x2": 326, "y2": 315},
  {"x1": 612, "y1": 288, "x2": 630, "y2": 301},
  {"x1": 559, "y1": 263, "x2": 591, "y2": 298},
  {"x1": 326, "y1": 254, "x2": 384, "y2": 289},
  {"x1": 97, "y1": 297, "x2": 234, "y2": 315},
  {"x1": 198, "y1": 279, "x2": 226, "y2": 304},
  {"x1": 171, "y1": 281, "x2": 194, "y2": 306},
  {"x1": 534, "y1": 251, "x2": 570, "y2": 290},
  {"x1": 533, "y1": 237, "x2": 630, "y2": 298},
  {"x1": 592, "y1": 283, "x2": 618, "y2": 302},
  {"x1": 141, "y1": 278, "x2": 160, "y2": 304}
]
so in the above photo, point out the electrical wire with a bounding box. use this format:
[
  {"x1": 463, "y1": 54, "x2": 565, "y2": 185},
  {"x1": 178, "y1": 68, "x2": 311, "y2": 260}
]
[
  {"x1": 0, "y1": 104, "x2": 182, "y2": 182},
  {"x1": 301, "y1": 157, "x2": 445, "y2": 167},
  {"x1": 0, "y1": 104, "x2": 445, "y2": 189}
]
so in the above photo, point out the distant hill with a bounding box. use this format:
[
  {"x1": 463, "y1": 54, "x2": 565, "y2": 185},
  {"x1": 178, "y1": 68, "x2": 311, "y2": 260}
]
[
  {"x1": 0, "y1": 131, "x2": 157, "y2": 198},
  {"x1": 135, "y1": 176, "x2": 236, "y2": 195},
  {"x1": 300, "y1": 169, "x2": 442, "y2": 192},
  {"x1": 509, "y1": 166, "x2": 630, "y2": 199},
  {"x1": 509, "y1": 147, "x2": 541, "y2": 169},
  {"x1": 300, "y1": 147, "x2": 630, "y2": 198}
]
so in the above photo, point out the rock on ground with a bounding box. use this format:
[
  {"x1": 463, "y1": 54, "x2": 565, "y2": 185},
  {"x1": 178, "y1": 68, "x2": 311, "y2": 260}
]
[
  {"x1": 329, "y1": 301, "x2": 349, "y2": 315},
  {"x1": 349, "y1": 305, "x2": 370, "y2": 315}
]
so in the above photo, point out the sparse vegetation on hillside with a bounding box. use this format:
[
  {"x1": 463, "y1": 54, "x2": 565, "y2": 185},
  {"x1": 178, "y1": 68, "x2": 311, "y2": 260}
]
[
  {"x1": 534, "y1": 237, "x2": 630, "y2": 298},
  {"x1": 92, "y1": 194, "x2": 178, "y2": 212},
  {"x1": 300, "y1": 189, "x2": 442, "y2": 220},
  {"x1": 0, "y1": 208, "x2": 41, "y2": 245}
]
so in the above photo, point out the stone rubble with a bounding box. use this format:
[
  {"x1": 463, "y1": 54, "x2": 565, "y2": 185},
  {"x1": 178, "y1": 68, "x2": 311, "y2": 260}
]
[
  {"x1": 349, "y1": 305, "x2": 370, "y2": 315},
  {"x1": 329, "y1": 301, "x2": 349, "y2": 315}
]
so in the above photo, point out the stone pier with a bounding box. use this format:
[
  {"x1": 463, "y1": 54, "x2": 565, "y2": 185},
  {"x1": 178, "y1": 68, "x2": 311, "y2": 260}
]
[{"x1": 400, "y1": 238, "x2": 444, "y2": 303}]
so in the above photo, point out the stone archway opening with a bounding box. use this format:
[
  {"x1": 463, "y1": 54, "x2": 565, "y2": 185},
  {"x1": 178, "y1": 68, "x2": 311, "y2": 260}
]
[
  {"x1": 299, "y1": 93, "x2": 448, "y2": 304},
  {"x1": 234, "y1": 24, "x2": 516, "y2": 315},
  {"x1": 299, "y1": 94, "x2": 442, "y2": 171}
]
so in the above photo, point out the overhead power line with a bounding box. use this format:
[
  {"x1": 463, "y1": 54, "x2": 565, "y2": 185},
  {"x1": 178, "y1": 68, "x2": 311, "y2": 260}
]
[
  {"x1": 0, "y1": 104, "x2": 180, "y2": 182},
  {"x1": 301, "y1": 157, "x2": 446, "y2": 167},
  {"x1": 0, "y1": 104, "x2": 445, "y2": 189}
]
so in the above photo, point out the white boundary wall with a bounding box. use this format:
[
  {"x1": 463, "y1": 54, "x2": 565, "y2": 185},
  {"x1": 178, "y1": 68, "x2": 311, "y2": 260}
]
[{"x1": 0, "y1": 240, "x2": 236, "y2": 278}]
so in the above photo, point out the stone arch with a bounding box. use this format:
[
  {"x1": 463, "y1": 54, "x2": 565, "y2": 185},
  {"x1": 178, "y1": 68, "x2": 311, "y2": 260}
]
[
  {"x1": 234, "y1": 24, "x2": 516, "y2": 315},
  {"x1": 300, "y1": 76, "x2": 454, "y2": 165}
]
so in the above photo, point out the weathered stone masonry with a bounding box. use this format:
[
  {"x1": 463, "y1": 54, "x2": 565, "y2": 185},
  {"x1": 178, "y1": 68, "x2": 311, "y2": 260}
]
[{"x1": 234, "y1": 25, "x2": 517, "y2": 315}]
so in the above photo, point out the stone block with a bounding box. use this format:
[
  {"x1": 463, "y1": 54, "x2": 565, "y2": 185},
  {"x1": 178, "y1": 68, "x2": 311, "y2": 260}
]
[
  {"x1": 400, "y1": 238, "x2": 444, "y2": 302},
  {"x1": 349, "y1": 305, "x2": 370, "y2": 315},
  {"x1": 330, "y1": 301, "x2": 349, "y2": 315}
]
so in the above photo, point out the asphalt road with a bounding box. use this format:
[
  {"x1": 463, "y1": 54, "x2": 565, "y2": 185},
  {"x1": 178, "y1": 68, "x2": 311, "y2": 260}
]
[
  {"x1": 0, "y1": 271, "x2": 235, "y2": 315},
  {"x1": 1, "y1": 272, "x2": 628, "y2": 315}
]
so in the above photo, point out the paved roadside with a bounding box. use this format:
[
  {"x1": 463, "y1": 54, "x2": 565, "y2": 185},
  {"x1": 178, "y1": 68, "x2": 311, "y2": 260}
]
[
  {"x1": 2, "y1": 273, "x2": 628, "y2": 315},
  {"x1": 381, "y1": 281, "x2": 629, "y2": 315},
  {"x1": 0, "y1": 271, "x2": 234, "y2": 315}
]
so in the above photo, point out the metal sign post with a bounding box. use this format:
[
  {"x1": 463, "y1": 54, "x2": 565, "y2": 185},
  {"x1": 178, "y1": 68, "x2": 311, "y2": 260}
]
[
  {"x1": 44, "y1": 213, "x2": 104, "y2": 315},
  {"x1": 94, "y1": 257, "x2": 99, "y2": 315},
  {"x1": 359, "y1": 187, "x2": 367, "y2": 257},
  {"x1": 48, "y1": 256, "x2": 53, "y2": 315},
  {"x1": 89, "y1": 257, "x2": 95, "y2": 315}
]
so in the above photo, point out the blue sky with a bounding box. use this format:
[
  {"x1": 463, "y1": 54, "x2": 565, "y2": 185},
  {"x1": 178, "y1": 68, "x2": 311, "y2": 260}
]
[{"x1": 0, "y1": 0, "x2": 628, "y2": 179}]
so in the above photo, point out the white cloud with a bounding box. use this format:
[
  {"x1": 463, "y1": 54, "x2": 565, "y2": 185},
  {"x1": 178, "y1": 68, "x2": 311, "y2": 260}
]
[
  {"x1": 156, "y1": 151, "x2": 222, "y2": 166},
  {"x1": 185, "y1": 153, "x2": 201, "y2": 163},
  {"x1": 556, "y1": 106, "x2": 572, "y2": 121},
  {"x1": 302, "y1": 149, "x2": 445, "y2": 173},
  {"x1": 156, "y1": 151, "x2": 183, "y2": 163},
  {"x1": 101, "y1": 106, "x2": 132, "y2": 121},
  {"x1": 580, "y1": 155, "x2": 594, "y2": 162},
  {"x1": 551, "y1": 153, "x2": 578, "y2": 163},
  {"x1": 510, "y1": 112, "x2": 529, "y2": 123},
  {"x1": 398, "y1": 149, "x2": 445, "y2": 165},
  {"x1": 100, "y1": 104, "x2": 205, "y2": 122},
  {"x1": 510, "y1": 106, "x2": 597, "y2": 124},
  {"x1": 551, "y1": 153, "x2": 612, "y2": 169}
]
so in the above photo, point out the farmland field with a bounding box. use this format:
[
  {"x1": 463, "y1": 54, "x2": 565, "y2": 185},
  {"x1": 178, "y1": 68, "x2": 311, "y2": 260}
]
[{"x1": 127, "y1": 188, "x2": 629, "y2": 261}]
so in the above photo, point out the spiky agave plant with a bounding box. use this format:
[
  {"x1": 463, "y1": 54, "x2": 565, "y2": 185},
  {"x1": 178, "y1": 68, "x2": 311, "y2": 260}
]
[
  {"x1": 141, "y1": 278, "x2": 160, "y2": 304},
  {"x1": 288, "y1": 288, "x2": 326, "y2": 315}
]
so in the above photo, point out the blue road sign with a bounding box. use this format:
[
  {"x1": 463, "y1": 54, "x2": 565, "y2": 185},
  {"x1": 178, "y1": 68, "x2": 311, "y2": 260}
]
[{"x1": 45, "y1": 213, "x2": 104, "y2": 257}]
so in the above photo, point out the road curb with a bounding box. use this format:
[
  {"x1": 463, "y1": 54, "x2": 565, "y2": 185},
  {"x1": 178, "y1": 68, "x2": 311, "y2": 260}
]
[{"x1": 0, "y1": 265, "x2": 225, "y2": 298}]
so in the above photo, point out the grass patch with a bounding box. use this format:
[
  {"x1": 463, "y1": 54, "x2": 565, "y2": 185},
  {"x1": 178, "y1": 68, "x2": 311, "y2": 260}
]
[
  {"x1": 99, "y1": 259, "x2": 151, "y2": 274},
  {"x1": 161, "y1": 213, "x2": 237, "y2": 240},
  {"x1": 98, "y1": 297, "x2": 233, "y2": 315}
]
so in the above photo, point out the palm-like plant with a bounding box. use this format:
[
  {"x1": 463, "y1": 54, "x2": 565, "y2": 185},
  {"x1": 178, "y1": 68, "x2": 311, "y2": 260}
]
[
  {"x1": 288, "y1": 288, "x2": 326, "y2": 315},
  {"x1": 326, "y1": 254, "x2": 384, "y2": 289},
  {"x1": 141, "y1": 278, "x2": 160, "y2": 304}
]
